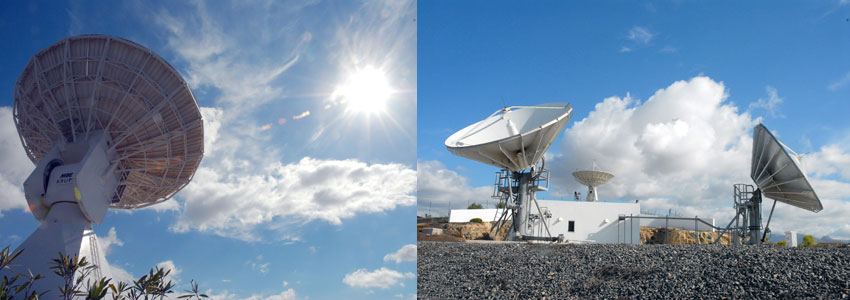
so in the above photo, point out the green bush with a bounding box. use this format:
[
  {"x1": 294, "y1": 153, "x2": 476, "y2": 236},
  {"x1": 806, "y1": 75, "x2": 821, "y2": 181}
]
[
  {"x1": 467, "y1": 203, "x2": 483, "y2": 209},
  {"x1": 0, "y1": 245, "x2": 207, "y2": 300},
  {"x1": 776, "y1": 241, "x2": 786, "y2": 247},
  {"x1": 496, "y1": 202, "x2": 506, "y2": 209},
  {"x1": 469, "y1": 218, "x2": 483, "y2": 223},
  {"x1": 801, "y1": 235, "x2": 816, "y2": 247}
]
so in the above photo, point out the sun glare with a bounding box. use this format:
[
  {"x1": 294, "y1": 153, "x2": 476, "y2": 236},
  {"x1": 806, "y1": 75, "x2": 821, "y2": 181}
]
[{"x1": 337, "y1": 66, "x2": 391, "y2": 113}]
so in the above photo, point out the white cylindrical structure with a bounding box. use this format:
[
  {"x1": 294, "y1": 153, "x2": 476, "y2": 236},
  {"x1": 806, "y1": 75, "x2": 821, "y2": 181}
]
[
  {"x1": 587, "y1": 185, "x2": 598, "y2": 202},
  {"x1": 785, "y1": 231, "x2": 798, "y2": 247},
  {"x1": 4, "y1": 203, "x2": 110, "y2": 295}
]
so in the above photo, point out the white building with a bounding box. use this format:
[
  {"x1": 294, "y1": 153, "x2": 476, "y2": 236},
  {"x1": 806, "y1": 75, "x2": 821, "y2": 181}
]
[{"x1": 450, "y1": 200, "x2": 641, "y2": 244}]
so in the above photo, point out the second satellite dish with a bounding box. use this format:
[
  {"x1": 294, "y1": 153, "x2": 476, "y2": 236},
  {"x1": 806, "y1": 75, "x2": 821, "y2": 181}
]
[
  {"x1": 572, "y1": 168, "x2": 614, "y2": 202},
  {"x1": 751, "y1": 124, "x2": 822, "y2": 212},
  {"x1": 445, "y1": 103, "x2": 573, "y2": 172}
]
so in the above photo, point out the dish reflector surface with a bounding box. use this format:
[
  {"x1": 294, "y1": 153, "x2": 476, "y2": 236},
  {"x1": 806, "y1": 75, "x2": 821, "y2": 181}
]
[
  {"x1": 13, "y1": 35, "x2": 204, "y2": 209},
  {"x1": 445, "y1": 103, "x2": 572, "y2": 171},
  {"x1": 751, "y1": 124, "x2": 821, "y2": 212},
  {"x1": 572, "y1": 170, "x2": 614, "y2": 187}
]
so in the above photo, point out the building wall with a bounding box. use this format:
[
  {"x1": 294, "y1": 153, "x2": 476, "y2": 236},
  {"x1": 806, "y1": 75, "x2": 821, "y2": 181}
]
[
  {"x1": 449, "y1": 201, "x2": 642, "y2": 244},
  {"x1": 537, "y1": 200, "x2": 640, "y2": 244},
  {"x1": 639, "y1": 217, "x2": 716, "y2": 232}
]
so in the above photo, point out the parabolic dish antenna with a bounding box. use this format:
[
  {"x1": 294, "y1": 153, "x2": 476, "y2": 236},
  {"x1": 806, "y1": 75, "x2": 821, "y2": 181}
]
[
  {"x1": 445, "y1": 103, "x2": 573, "y2": 172},
  {"x1": 714, "y1": 124, "x2": 821, "y2": 245},
  {"x1": 5, "y1": 34, "x2": 203, "y2": 296},
  {"x1": 14, "y1": 34, "x2": 204, "y2": 213},
  {"x1": 572, "y1": 169, "x2": 614, "y2": 202},
  {"x1": 751, "y1": 124, "x2": 822, "y2": 212},
  {"x1": 446, "y1": 102, "x2": 573, "y2": 242}
]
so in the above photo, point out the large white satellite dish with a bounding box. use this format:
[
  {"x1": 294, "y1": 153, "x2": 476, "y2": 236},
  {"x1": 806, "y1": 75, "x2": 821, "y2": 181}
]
[
  {"x1": 5, "y1": 35, "x2": 203, "y2": 296},
  {"x1": 445, "y1": 103, "x2": 573, "y2": 172},
  {"x1": 445, "y1": 102, "x2": 572, "y2": 242},
  {"x1": 751, "y1": 124, "x2": 821, "y2": 212}
]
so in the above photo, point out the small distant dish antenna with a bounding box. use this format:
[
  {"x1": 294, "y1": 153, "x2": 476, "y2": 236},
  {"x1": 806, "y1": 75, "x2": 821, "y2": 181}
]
[
  {"x1": 5, "y1": 35, "x2": 203, "y2": 294},
  {"x1": 716, "y1": 124, "x2": 821, "y2": 245},
  {"x1": 572, "y1": 163, "x2": 614, "y2": 202},
  {"x1": 446, "y1": 103, "x2": 573, "y2": 242}
]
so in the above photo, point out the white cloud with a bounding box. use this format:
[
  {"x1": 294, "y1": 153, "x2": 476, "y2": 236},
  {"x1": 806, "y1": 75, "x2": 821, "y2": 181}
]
[
  {"x1": 549, "y1": 77, "x2": 755, "y2": 212},
  {"x1": 827, "y1": 71, "x2": 850, "y2": 91},
  {"x1": 543, "y1": 75, "x2": 850, "y2": 239},
  {"x1": 247, "y1": 255, "x2": 271, "y2": 275},
  {"x1": 108, "y1": 264, "x2": 136, "y2": 284},
  {"x1": 627, "y1": 26, "x2": 654, "y2": 45},
  {"x1": 342, "y1": 267, "x2": 414, "y2": 289},
  {"x1": 383, "y1": 244, "x2": 416, "y2": 263},
  {"x1": 0, "y1": 107, "x2": 34, "y2": 216},
  {"x1": 99, "y1": 227, "x2": 124, "y2": 256},
  {"x1": 806, "y1": 144, "x2": 850, "y2": 180},
  {"x1": 417, "y1": 161, "x2": 493, "y2": 216},
  {"x1": 174, "y1": 157, "x2": 415, "y2": 241},
  {"x1": 156, "y1": 260, "x2": 182, "y2": 284},
  {"x1": 748, "y1": 85, "x2": 784, "y2": 118},
  {"x1": 201, "y1": 107, "x2": 225, "y2": 158},
  {"x1": 243, "y1": 289, "x2": 298, "y2": 300}
]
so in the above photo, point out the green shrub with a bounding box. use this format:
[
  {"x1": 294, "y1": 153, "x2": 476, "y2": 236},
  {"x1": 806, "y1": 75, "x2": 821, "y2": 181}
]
[
  {"x1": 467, "y1": 203, "x2": 483, "y2": 209},
  {"x1": 470, "y1": 218, "x2": 483, "y2": 223},
  {"x1": 496, "y1": 202, "x2": 506, "y2": 209},
  {"x1": 776, "y1": 241, "x2": 786, "y2": 247},
  {"x1": 0, "y1": 245, "x2": 207, "y2": 300},
  {"x1": 801, "y1": 235, "x2": 816, "y2": 247}
]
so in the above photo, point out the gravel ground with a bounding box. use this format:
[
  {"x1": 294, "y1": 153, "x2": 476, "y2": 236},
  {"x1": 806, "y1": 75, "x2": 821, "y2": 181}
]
[{"x1": 417, "y1": 241, "x2": 850, "y2": 299}]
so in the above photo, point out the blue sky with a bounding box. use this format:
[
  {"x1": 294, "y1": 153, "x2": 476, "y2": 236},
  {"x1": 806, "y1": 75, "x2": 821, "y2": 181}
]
[
  {"x1": 0, "y1": 1, "x2": 416, "y2": 299},
  {"x1": 418, "y1": 1, "x2": 850, "y2": 240}
]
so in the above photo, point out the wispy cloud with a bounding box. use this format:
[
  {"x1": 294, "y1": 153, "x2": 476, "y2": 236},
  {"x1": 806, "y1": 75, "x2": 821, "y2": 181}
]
[
  {"x1": 627, "y1": 26, "x2": 654, "y2": 45},
  {"x1": 827, "y1": 71, "x2": 850, "y2": 91},
  {"x1": 620, "y1": 26, "x2": 656, "y2": 53},
  {"x1": 660, "y1": 46, "x2": 677, "y2": 53},
  {"x1": 748, "y1": 85, "x2": 785, "y2": 118}
]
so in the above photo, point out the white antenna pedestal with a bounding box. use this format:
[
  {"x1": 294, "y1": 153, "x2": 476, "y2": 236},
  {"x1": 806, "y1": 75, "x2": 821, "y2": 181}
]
[
  {"x1": 3, "y1": 133, "x2": 116, "y2": 295},
  {"x1": 11, "y1": 203, "x2": 112, "y2": 295}
]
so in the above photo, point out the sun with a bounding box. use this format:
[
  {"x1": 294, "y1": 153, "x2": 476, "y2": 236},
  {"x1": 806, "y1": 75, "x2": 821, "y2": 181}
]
[{"x1": 336, "y1": 66, "x2": 392, "y2": 113}]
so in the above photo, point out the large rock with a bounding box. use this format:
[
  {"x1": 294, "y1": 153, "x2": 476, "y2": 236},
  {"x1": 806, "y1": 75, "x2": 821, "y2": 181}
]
[
  {"x1": 641, "y1": 227, "x2": 733, "y2": 245},
  {"x1": 445, "y1": 221, "x2": 512, "y2": 240}
]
